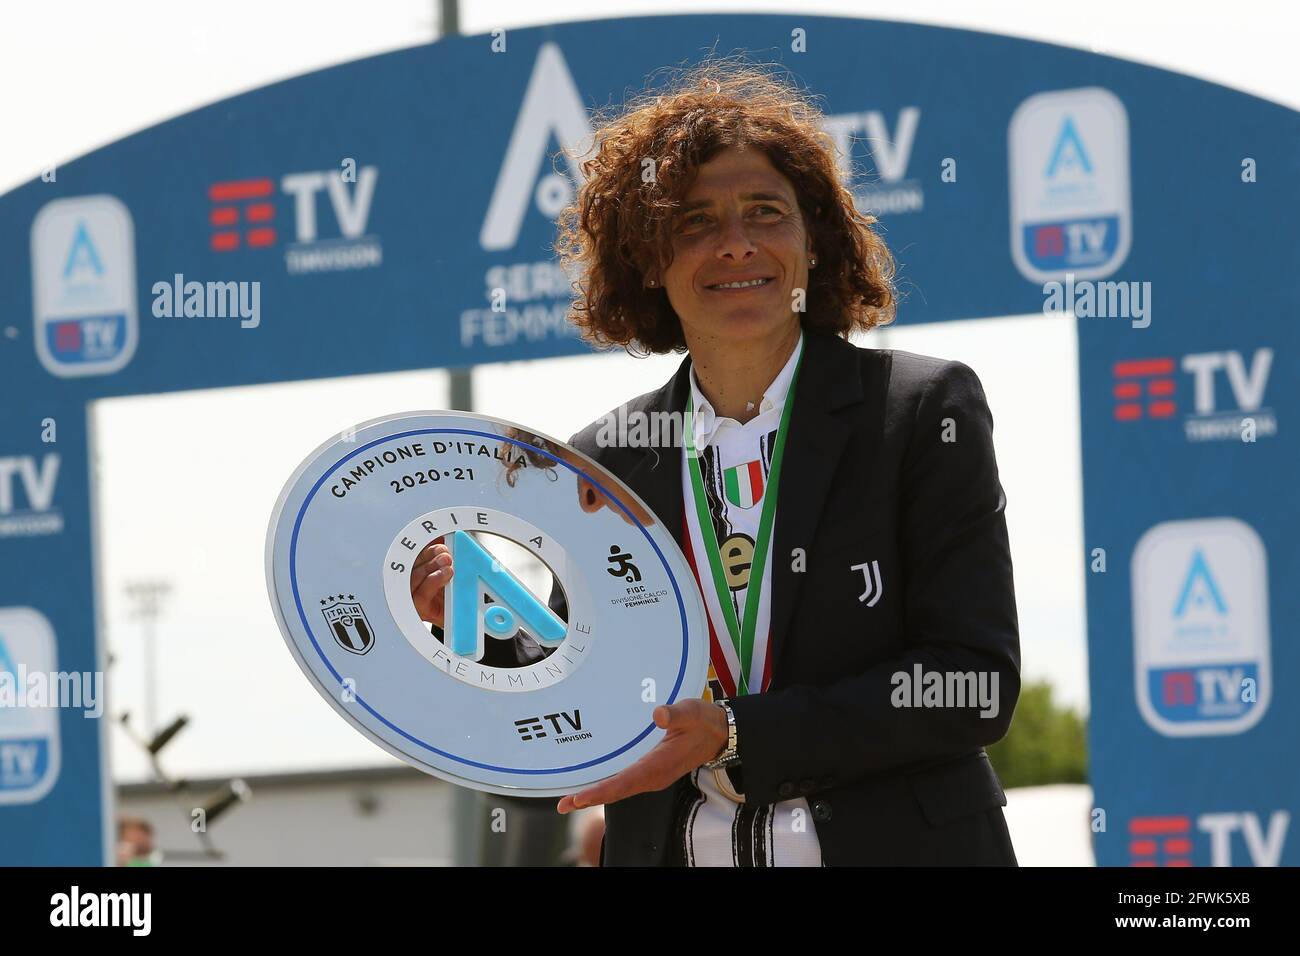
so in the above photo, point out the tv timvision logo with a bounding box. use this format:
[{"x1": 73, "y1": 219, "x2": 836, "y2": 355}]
[
  {"x1": 514, "y1": 709, "x2": 590, "y2": 744},
  {"x1": 206, "y1": 165, "x2": 381, "y2": 274},
  {"x1": 1009, "y1": 87, "x2": 1131, "y2": 283},
  {"x1": 1132, "y1": 517, "x2": 1270, "y2": 737},
  {"x1": 1127, "y1": 811, "x2": 1289, "y2": 866},
  {"x1": 1111, "y1": 348, "x2": 1276, "y2": 442},
  {"x1": 0, "y1": 453, "x2": 61, "y2": 540}
]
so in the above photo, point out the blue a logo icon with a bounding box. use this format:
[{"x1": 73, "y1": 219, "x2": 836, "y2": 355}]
[
  {"x1": 1173, "y1": 549, "x2": 1228, "y2": 618},
  {"x1": 62, "y1": 221, "x2": 106, "y2": 280},
  {"x1": 1044, "y1": 116, "x2": 1093, "y2": 178},
  {"x1": 442, "y1": 530, "x2": 566, "y2": 661}
]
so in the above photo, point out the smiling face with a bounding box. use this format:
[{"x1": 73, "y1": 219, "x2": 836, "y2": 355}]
[{"x1": 655, "y1": 147, "x2": 813, "y2": 350}]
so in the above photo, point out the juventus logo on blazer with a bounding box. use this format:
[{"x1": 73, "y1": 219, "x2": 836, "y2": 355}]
[{"x1": 851, "y1": 559, "x2": 884, "y2": 607}]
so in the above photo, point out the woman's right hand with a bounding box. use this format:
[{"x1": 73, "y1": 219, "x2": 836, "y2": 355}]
[{"x1": 410, "y1": 539, "x2": 453, "y2": 627}]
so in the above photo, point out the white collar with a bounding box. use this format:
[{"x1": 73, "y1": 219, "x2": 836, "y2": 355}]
[{"x1": 688, "y1": 330, "x2": 804, "y2": 452}]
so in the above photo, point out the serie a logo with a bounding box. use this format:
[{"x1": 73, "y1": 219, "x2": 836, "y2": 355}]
[{"x1": 442, "y1": 530, "x2": 566, "y2": 661}]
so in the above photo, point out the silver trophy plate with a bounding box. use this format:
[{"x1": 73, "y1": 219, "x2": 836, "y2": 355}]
[{"x1": 265, "y1": 411, "x2": 709, "y2": 796}]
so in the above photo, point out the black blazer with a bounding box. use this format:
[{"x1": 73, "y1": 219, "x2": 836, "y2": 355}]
[{"x1": 565, "y1": 329, "x2": 1021, "y2": 866}]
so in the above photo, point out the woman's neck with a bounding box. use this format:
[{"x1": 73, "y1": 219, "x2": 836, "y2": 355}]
[{"x1": 687, "y1": 323, "x2": 802, "y2": 424}]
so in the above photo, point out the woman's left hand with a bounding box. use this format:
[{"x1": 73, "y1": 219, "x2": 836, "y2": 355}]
[{"x1": 556, "y1": 699, "x2": 728, "y2": 813}]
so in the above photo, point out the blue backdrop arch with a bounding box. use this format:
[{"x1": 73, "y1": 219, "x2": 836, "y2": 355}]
[{"x1": 1, "y1": 14, "x2": 1295, "y2": 865}]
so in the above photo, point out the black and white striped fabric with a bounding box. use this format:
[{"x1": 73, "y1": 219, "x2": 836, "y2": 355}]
[{"x1": 675, "y1": 334, "x2": 823, "y2": 867}]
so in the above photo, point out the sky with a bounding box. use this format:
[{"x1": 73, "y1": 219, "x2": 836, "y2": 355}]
[{"x1": 3, "y1": 0, "x2": 1295, "y2": 782}]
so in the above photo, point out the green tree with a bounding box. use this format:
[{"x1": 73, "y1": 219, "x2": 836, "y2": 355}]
[{"x1": 986, "y1": 680, "x2": 1087, "y2": 789}]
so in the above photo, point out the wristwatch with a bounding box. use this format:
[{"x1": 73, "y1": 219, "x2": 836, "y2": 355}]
[{"x1": 703, "y1": 698, "x2": 740, "y2": 770}]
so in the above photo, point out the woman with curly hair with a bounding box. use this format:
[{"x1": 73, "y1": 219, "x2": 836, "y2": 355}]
[{"x1": 419, "y1": 59, "x2": 1021, "y2": 866}]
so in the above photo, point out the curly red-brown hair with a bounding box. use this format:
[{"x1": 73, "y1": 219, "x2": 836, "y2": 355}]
[{"x1": 554, "y1": 58, "x2": 896, "y2": 355}]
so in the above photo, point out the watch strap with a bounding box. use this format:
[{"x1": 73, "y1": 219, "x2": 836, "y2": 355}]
[{"x1": 704, "y1": 699, "x2": 740, "y2": 770}]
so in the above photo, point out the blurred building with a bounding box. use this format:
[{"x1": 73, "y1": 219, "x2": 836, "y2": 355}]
[{"x1": 119, "y1": 765, "x2": 455, "y2": 866}]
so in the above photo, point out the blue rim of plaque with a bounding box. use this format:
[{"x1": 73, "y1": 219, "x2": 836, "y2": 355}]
[{"x1": 288, "y1": 426, "x2": 690, "y2": 775}]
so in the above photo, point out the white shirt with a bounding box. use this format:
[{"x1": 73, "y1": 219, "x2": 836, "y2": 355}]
[{"x1": 678, "y1": 331, "x2": 823, "y2": 867}]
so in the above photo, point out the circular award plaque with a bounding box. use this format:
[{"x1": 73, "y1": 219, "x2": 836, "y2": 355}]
[{"x1": 265, "y1": 411, "x2": 709, "y2": 796}]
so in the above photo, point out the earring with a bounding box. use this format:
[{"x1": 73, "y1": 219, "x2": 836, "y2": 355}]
[
  {"x1": 647, "y1": 278, "x2": 657, "y2": 287},
  {"x1": 809, "y1": 257, "x2": 817, "y2": 268}
]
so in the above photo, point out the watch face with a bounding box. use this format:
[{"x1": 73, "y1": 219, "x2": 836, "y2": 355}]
[{"x1": 266, "y1": 410, "x2": 709, "y2": 796}]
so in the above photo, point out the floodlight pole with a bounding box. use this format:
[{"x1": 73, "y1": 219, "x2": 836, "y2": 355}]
[
  {"x1": 435, "y1": 0, "x2": 485, "y2": 870},
  {"x1": 123, "y1": 579, "x2": 172, "y2": 737}
]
